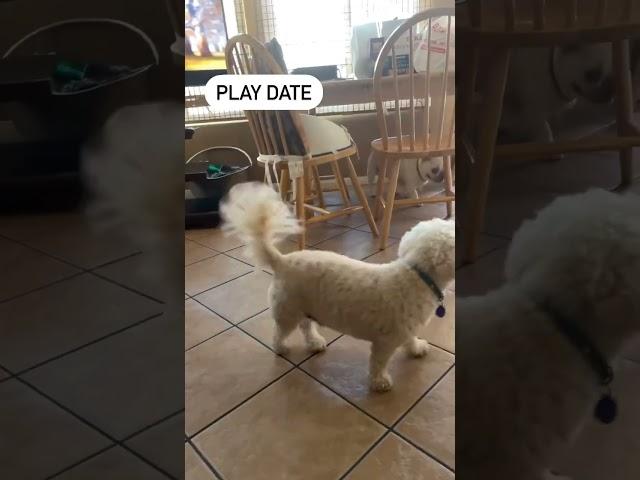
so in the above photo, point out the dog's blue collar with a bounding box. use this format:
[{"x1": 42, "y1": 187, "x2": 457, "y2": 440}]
[
  {"x1": 410, "y1": 265, "x2": 446, "y2": 318},
  {"x1": 540, "y1": 300, "x2": 617, "y2": 424}
]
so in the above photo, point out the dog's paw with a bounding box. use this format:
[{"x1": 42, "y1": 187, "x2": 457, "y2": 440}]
[
  {"x1": 308, "y1": 337, "x2": 327, "y2": 353},
  {"x1": 370, "y1": 373, "x2": 393, "y2": 392},
  {"x1": 273, "y1": 342, "x2": 290, "y2": 356},
  {"x1": 407, "y1": 338, "x2": 430, "y2": 358}
]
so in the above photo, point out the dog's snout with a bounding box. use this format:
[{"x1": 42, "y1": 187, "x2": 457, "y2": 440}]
[{"x1": 584, "y1": 66, "x2": 604, "y2": 84}]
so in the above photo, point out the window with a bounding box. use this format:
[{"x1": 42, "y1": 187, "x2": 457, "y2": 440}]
[
  {"x1": 255, "y1": 0, "x2": 434, "y2": 77},
  {"x1": 185, "y1": 0, "x2": 443, "y2": 124}
]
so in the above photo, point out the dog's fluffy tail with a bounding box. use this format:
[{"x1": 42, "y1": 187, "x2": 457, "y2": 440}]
[{"x1": 220, "y1": 182, "x2": 302, "y2": 268}]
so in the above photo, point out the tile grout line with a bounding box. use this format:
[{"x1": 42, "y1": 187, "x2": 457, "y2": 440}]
[
  {"x1": 186, "y1": 437, "x2": 225, "y2": 480},
  {"x1": 89, "y1": 270, "x2": 165, "y2": 305},
  {"x1": 44, "y1": 444, "x2": 118, "y2": 480},
  {"x1": 184, "y1": 306, "x2": 270, "y2": 353},
  {"x1": 0, "y1": 270, "x2": 85, "y2": 305},
  {"x1": 46, "y1": 408, "x2": 186, "y2": 479},
  {"x1": 189, "y1": 322, "x2": 452, "y2": 442},
  {"x1": 120, "y1": 408, "x2": 185, "y2": 442},
  {"x1": 12, "y1": 376, "x2": 179, "y2": 480},
  {"x1": 186, "y1": 269, "x2": 254, "y2": 299},
  {"x1": 187, "y1": 366, "x2": 296, "y2": 439},
  {"x1": 13, "y1": 312, "x2": 165, "y2": 377},
  {"x1": 337, "y1": 363, "x2": 456, "y2": 479}
]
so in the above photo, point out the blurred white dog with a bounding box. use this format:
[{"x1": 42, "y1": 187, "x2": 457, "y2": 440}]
[
  {"x1": 221, "y1": 182, "x2": 455, "y2": 391},
  {"x1": 457, "y1": 189, "x2": 640, "y2": 480},
  {"x1": 498, "y1": 43, "x2": 614, "y2": 146}
]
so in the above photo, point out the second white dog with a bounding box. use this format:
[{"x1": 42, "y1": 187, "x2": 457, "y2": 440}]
[{"x1": 221, "y1": 182, "x2": 455, "y2": 392}]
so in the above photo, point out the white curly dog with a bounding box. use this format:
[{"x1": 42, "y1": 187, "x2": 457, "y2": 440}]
[
  {"x1": 457, "y1": 189, "x2": 640, "y2": 480},
  {"x1": 221, "y1": 182, "x2": 455, "y2": 392}
]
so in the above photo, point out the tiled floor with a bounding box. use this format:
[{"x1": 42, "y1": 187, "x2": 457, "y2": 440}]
[
  {"x1": 185, "y1": 191, "x2": 455, "y2": 479},
  {"x1": 0, "y1": 211, "x2": 182, "y2": 479}
]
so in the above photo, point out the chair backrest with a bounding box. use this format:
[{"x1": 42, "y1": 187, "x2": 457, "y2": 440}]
[
  {"x1": 225, "y1": 34, "x2": 308, "y2": 157},
  {"x1": 373, "y1": 7, "x2": 455, "y2": 154},
  {"x1": 464, "y1": 0, "x2": 637, "y2": 32}
]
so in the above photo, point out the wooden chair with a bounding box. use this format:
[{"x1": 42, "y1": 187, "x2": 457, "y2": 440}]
[
  {"x1": 458, "y1": 0, "x2": 640, "y2": 263},
  {"x1": 371, "y1": 8, "x2": 456, "y2": 250},
  {"x1": 225, "y1": 34, "x2": 379, "y2": 248}
]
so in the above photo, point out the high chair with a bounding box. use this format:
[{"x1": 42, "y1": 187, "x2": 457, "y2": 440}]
[
  {"x1": 458, "y1": 0, "x2": 640, "y2": 263},
  {"x1": 224, "y1": 34, "x2": 379, "y2": 249},
  {"x1": 371, "y1": 8, "x2": 456, "y2": 250}
]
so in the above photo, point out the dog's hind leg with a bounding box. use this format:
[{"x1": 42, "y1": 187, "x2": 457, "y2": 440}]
[
  {"x1": 272, "y1": 305, "x2": 303, "y2": 355},
  {"x1": 300, "y1": 318, "x2": 327, "y2": 353},
  {"x1": 369, "y1": 340, "x2": 401, "y2": 392},
  {"x1": 404, "y1": 336, "x2": 431, "y2": 358}
]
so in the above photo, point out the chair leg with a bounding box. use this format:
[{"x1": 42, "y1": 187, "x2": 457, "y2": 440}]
[
  {"x1": 279, "y1": 168, "x2": 291, "y2": 201},
  {"x1": 612, "y1": 39, "x2": 635, "y2": 189},
  {"x1": 331, "y1": 161, "x2": 351, "y2": 206},
  {"x1": 444, "y1": 155, "x2": 454, "y2": 219},
  {"x1": 463, "y1": 48, "x2": 511, "y2": 264},
  {"x1": 380, "y1": 159, "x2": 400, "y2": 250},
  {"x1": 374, "y1": 157, "x2": 388, "y2": 220},
  {"x1": 311, "y1": 165, "x2": 325, "y2": 208},
  {"x1": 295, "y1": 175, "x2": 306, "y2": 249},
  {"x1": 345, "y1": 156, "x2": 379, "y2": 237}
]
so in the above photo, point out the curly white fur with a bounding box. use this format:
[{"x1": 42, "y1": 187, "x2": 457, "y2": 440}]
[
  {"x1": 457, "y1": 189, "x2": 640, "y2": 480},
  {"x1": 221, "y1": 182, "x2": 455, "y2": 391}
]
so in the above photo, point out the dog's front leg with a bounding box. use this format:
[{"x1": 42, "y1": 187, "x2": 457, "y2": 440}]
[
  {"x1": 300, "y1": 318, "x2": 327, "y2": 353},
  {"x1": 405, "y1": 336, "x2": 431, "y2": 358},
  {"x1": 369, "y1": 340, "x2": 399, "y2": 392}
]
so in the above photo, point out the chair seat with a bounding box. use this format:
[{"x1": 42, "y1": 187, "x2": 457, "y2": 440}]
[
  {"x1": 298, "y1": 114, "x2": 353, "y2": 156},
  {"x1": 371, "y1": 136, "x2": 454, "y2": 158}
]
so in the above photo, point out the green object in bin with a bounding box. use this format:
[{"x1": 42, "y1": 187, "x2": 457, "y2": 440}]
[
  {"x1": 207, "y1": 164, "x2": 222, "y2": 175},
  {"x1": 54, "y1": 61, "x2": 88, "y2": 81}
]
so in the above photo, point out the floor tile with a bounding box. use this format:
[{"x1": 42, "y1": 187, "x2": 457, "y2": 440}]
[
  {"x1": 226, "y1": 241, "x2": 300, "y2": 273},
  {"x1": 185, "y1": 328, "x2": 291, "y2": 436},
  {"x1": 55, "y1": 446, "x2": 167, "y2": 480},
  {"x1": 193, "y1": 370, "x2": 385, "y2": 480},
  {"x1": 240, "y1": 309, "x2": 341, "y2": 364},
  {"x1": 327, "y1": 210, "x2": 369, "y2": 228},
  {"x1": 126, "y1": 413, "x2": 184, "y2": 479},
  {"x1": 195, "y1": 270, "x2": 272, "y2": 324},
  {"x1": 418, "y1": 291, "x2": 455, "y2": 353},
  {"x1": 346, "y1": 433, "x2": 454, "y2": 480},
  {"x1": 480, "y1": 185, "x2": 556, "y2": 238},
  {"x1": 0, "y1": 211, "x2": 79, "y2": 240},
  {"x1": 291, "y1": 223, "x2": 351, "y2": 246},
  {"x1": 23, "y1": 223, "x2": 137, "y2": 270},
  {"x1": 0, "y1": 379, "x2": 110, "y2": 479},
  {"x1": 184, "y1": 255, "x2": 252, "y2": 296},
  {"x1": 0, "y1": 237, "x2": 79, "y2": 302},
  {"x1": 186, "y1": 444, "x2": 215, "y2": 480},
  {"x1": 554, "y1": 359, "x2": 640, "y2": 480},
  {"x1": 0, "y1": 274, "x2": 161, "y2": 372},
  {"x1": 365, "y1": 243, "x2": 400, "y2": 264},
  {"x1": 23, "y1": 315, "x2": 183, "y2": 440},
  {"x1": 396, "y1": 368, "x2": 455, "y2": 469},
  {"x1": 356, "y1": 212, "x2": 427, "y2": 240},
  {"x1": 455, "y1": 233, "x2": 507, "y2": 269},
  {"x1": 186, "y1": 240, "x2": 217, "y2": 266},
  {"x1": 95, "y1": 253, "x2": 179, "y2": 302},
  {"x1": 185, "y1": 228, "x2": 242, "y2": 252},
  {"x1": 396, "y1": 202, "x2": 449, "y2": 222},
  {"x1": 301, "y1": 335, "x2": 454, "y2": 426},
  {"x1": 315, "y1": 229, "x2": 387, "y2": 260},
  {"x1": 185, "y1": 299, "x2": 230, "y2": 350},
  {"x1": 455, "y1": 247, "x2": 508, "y2": 297}
]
